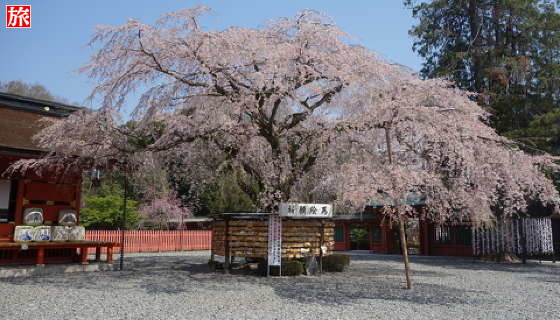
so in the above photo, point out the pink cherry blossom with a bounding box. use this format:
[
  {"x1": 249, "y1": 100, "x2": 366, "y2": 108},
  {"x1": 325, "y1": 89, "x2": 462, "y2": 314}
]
[{"x1": 5, "y1": 8, "x2": 558, "y2": 226}]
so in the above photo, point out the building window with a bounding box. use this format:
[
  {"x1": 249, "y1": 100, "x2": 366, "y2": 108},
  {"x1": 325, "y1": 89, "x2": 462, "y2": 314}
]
[
  {"x1": 0, "y1": 180, "x2": 16, "y2": 222},
  {"x1": 434, "y1": 226, "x2": 452, "y2": 244},
  {"x1": 434, "y1": 226, "x2": 471, "y2": 245},
  {"x1": 371, "y1": 226, "x2": 382, "y2": 242},
  {"x1": 334, "y1": 225, "x2": 344, "y2": 242}
]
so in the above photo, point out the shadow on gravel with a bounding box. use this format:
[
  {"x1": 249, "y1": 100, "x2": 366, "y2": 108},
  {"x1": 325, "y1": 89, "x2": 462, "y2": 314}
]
[
  {"x1": 270, "y1": 278, "x2": 487, "y2": 306},
  {"x1": 0, "y1": 255, "x2": 215, "y2": 295},
  {"x1": 350, "y1": 253, "x2": 560, "y2": 277},
  {"x1": 1, "y1": 252, "x2": 553, "y2": 305},
  {"x1": 524, "y1": 275, "x2": 560, "y2": 284}
]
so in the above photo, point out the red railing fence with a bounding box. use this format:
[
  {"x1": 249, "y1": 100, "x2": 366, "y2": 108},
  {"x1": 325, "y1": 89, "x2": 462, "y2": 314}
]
[{"x1": 86, "y1": 230, "x2": 212, "y2": 254}]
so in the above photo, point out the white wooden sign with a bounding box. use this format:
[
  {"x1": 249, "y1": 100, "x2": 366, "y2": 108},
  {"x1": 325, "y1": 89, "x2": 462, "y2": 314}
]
[
  {"x1": 267, "y1": 215, "x2": 282, "y2": 266},
  {"x1": 278, "y1": 203, "x2": 333, "y2": 218}
]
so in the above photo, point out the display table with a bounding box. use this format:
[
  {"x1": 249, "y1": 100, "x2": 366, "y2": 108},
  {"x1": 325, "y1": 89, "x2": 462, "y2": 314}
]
[{"x1": 0, "y1": 241, "x2": 117, "y2": 265}]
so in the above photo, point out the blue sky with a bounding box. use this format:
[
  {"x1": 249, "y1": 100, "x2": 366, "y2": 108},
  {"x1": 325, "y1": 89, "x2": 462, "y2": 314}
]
[{"x1": 0, "y1": 0, "x2": 422, "y2": 108}]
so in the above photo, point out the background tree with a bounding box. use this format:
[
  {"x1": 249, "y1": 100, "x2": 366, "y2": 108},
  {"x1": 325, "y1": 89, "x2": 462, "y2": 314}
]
[
  {"x1": 132, "y1": 153, "x2": 193, "y2": 228},
  {"x1": 405, "y1": 0, "x2": 560, "y2": 154},
  {"x1": 202, "y1": 172, "x2": 258, "y2": 215},
  {"x1": 0, "y1": 80, "x2": 73, "y2": 104},
  {"x1": 81, "y1": 177, "x2": 142, "y2": 229}
]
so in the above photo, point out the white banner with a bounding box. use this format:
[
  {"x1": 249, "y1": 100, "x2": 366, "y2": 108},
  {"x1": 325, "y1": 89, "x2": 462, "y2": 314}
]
[
  {"x1": 278, "y1": 203, "x2": 333, "y2": 218},
  {"x1": 267, "y1": 215, "x2": 282, "y2": 266}
]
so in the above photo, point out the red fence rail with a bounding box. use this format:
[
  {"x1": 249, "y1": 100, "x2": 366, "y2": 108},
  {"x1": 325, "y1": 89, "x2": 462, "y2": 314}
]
[{"x1": 86, "y1": 230, "x2": 212, "y2": 254}]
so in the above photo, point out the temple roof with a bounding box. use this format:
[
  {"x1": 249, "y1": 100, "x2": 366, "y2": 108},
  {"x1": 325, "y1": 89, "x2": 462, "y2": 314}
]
[{"x1": 0, "y1": 93, "x2": 80, "y2": 154}]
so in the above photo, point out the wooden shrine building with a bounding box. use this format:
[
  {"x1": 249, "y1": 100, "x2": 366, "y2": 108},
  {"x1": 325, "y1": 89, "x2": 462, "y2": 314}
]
[
  {"x1": 0, "y1": 93, "x2": 115, "y2": 265},
  {"x1": 333, "y1": 192, "x2": 558, "y2": 258}
]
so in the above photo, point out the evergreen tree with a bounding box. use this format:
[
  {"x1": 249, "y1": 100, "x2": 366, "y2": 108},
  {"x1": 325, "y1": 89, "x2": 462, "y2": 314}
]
[
  {"x1": 81, "y1": 176, "x2": 142, "y2": 229},
  {"x1": 406, "y1": 0, "x2": 560, "y2": 154}
]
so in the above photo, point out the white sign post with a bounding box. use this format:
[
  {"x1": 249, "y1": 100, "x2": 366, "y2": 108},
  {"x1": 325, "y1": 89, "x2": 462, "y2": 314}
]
[
  {"x1": 278, "y1": 203, "x2": 333, "y2": 218},
  {"x1": 267, "y1": 203, "x2": 332, "y2": 276},
  {"x1": 267, "y1": 215, "x2": 282, "y2": 276}
]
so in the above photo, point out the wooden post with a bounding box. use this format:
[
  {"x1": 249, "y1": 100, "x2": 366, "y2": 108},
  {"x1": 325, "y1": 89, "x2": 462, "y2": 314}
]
[
  {"x1": 95, "y1": 247, "x2": 101, "y2": 262},
  {"x1": 119, "y1": 165, "x2": 128, "y2": 271},
  {"x1": 385, "y1": 126, "x2": 413, "y2": 289},
  {"x1": 209, "y1": 221, "x2": 215, "y2": 268},
  {"x1": 224, "y1": 217, "x2": 230, "y2": 274},
  {"x1": 420, "y1": 220, "x2": 430, "y2": 255},
  {"x1": 80, "y1": 247, "x2": 89, "y2": 264},
  {"x1": 106, "y1": 246, "x2": 113, "y2": 263},
  {"x1": 399, "y1": 216, "x2": 412, "y2": 289},
  {"x1": 14, "y1": 180, "x2": 27, "y2": 226},
  {"x1": 36, "y1": 247, "x2": 45, "y2": 266}
]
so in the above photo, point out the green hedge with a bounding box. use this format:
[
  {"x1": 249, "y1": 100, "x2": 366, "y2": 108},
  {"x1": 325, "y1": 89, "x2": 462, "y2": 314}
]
[
  {"x1": 257, "y1": 259, "x2": 304, "y2": 276},
  {"x1": 322, "y1": 254, "x2": 351, "y2": 272}
]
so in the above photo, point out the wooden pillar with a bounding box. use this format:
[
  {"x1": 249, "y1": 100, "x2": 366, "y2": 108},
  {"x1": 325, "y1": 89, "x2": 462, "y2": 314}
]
[
  {"x1": 224, "y1": 218, "x2": 230, "y2": 274},
  {"x1": 95, "y1": 247, "x2": 101, "y2": 262},
  {"x1": 36, "y1": 247, "x2": 45, "y2": 266},
  {"x1": 420, "y1": 220, "x2": 431, "y2": 255},
  {"x1": 74, "y1": 175, "x2": 82, "y2": 223},
  {"x1": 399, "y1": 216, "x2": 412, "y2": 289},
  {"x1": 106, "y1": 246, "x2": 113, "y2": 263},
  {"x1": 14, "y1": 179, "x2": 27, "y2": 226},
  {"x1": 209, "y1": 227, "x2": 215, "y2": 265},
  {"x1": 381, "y1": 224, "x2": 392, "y2": 254},
  {"x1": 80, "y1": 247, "x2": 89, "y2": 264}
]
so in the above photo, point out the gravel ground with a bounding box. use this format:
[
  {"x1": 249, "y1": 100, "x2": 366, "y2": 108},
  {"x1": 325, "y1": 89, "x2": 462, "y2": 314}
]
[{"x1": 0, "y1": 251, "x2": 559, "y2": 320}]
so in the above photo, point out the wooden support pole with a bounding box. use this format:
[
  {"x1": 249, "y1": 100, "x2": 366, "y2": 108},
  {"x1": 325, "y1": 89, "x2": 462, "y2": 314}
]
[
  {"x1": 95, "y1": 247, "x2": 101, "y2": 262},
  {"x1": 120, "y1": 164, "x2": 128, "y2": 271},
  {"x1": 385, "y1": 126, "x2": 413, "y2": 289},
  {"x1": 80, "y1": 247, "x2": 89, "y2": 264},
  {"x1": 36, "y1": 247, "x2": 45, "y2": 266},
  {"x1": 14, "y1": 180, "x2": 27, "y2": 226},
  {"x1": 399, "y1": 216, "x2": 412, "y2": 289},
  {"x1": 224, "y1": 218, "x2": 230, "y2": 274},
  {"x1": 107, "y1": 246, "x2": 113, "y2": 263}
]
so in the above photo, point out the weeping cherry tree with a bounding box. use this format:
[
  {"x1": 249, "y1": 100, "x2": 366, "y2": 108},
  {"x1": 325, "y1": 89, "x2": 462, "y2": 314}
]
[{"x1": 6, "y1": 7, "x2": 559, "y2": 289}]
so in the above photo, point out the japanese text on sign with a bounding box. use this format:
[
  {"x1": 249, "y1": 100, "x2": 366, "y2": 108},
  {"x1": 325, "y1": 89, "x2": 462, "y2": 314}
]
[
  {"x1": 278, "y1": 203, "x2": 333, "y2": 218},
  {"x1": 267, "y1": 215, "x2": 282, "y2": 266}
]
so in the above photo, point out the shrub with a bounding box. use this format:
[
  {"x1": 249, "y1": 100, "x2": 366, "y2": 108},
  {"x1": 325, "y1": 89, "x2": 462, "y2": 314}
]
[
  {"x1": 208, "y1": 260, "x2": 223, "y2": 270},
  {"x1": 322, "y1": 254, "x2": 351, "y2": 272},
  {"x1": 81, "y1": 195, "x2": 141, "y2": 229},
  {"x1": 257, "y1": 259, "x2": 304, "y2": 276},
  {"x1": 281, "y1": 259, "x2": 304, "y2": 276}
]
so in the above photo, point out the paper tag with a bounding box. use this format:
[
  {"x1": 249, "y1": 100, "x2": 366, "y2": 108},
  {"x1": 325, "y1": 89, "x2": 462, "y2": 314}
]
[{"x1": 21, "y1": 244, "x2": 29, "y2": 250}]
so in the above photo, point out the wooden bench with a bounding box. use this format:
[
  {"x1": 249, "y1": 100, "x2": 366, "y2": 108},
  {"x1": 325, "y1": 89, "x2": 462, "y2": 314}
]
[{"x1": 0, "y1": 241, "x2": 117, "y2": 266}]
